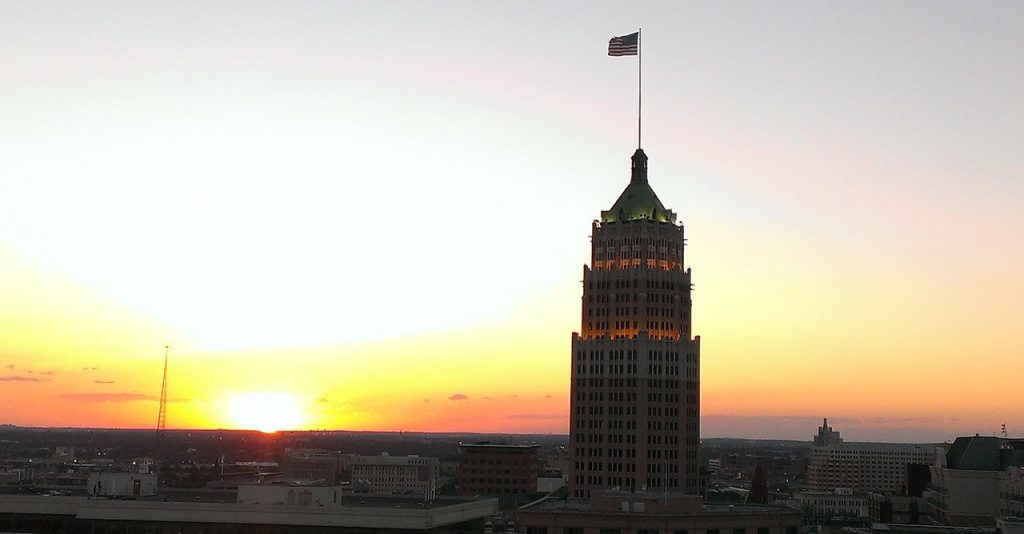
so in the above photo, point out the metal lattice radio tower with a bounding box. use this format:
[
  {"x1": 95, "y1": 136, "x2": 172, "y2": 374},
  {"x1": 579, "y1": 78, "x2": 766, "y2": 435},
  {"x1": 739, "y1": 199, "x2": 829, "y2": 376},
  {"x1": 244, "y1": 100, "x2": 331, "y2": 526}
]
[{"x1": 156, "y1": 344, "x2": 169, "y2": 437}]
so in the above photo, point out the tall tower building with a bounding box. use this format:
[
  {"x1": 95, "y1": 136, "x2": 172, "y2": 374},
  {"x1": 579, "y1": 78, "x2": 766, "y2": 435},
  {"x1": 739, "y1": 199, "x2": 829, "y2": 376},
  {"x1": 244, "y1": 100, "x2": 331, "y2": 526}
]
[{"x1": 569, "y1": 149, "x2": 701, "y2": 498}]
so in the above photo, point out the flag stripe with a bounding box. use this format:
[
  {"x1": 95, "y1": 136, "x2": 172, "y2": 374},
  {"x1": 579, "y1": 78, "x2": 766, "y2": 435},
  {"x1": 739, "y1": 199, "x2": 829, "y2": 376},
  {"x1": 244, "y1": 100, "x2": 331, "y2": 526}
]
[{"x1": 608, "y1": 32, "x2": 639, "y2": 56}]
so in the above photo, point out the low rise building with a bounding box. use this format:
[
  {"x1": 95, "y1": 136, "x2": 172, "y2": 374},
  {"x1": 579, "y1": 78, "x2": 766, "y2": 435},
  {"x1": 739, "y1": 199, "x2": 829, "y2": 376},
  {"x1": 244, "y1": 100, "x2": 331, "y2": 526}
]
[
  {"x1": 1002, "y1": 465, "x2": 1024, "y2": 517},
  {"x1": 281, "y1": 449, "x2": 340, "y2": 484},
  {"x1": 538, "y1": 469, "x2": 568, "y2": 494},
  {"x1": 350, "y1": 454, "x2": 439, "y2": 497},
  {"x1": 925, "y1": 436, "x2": 1024, "y2": 527},
  {"x1": 237, "y1": 483, "x2": 344, "y2": 507},
  {"x1": 793, "y1": 488, "x2": 868, "y2": 520},
  {"x1": 458, "y1": 442, "x2": 540, "y2": 496},
  {"x1": 518, "y1": 490, "x2": 802, "y2": 534},
  {"x1": 0, "y1": 494, "x2": 498, "y2": 533},
  {"x1": 86, "y1": 472, "x2": 158, "y2": 498},
  {"x1": 868, "y1": 493, "x2": 926, "y2": 524}
]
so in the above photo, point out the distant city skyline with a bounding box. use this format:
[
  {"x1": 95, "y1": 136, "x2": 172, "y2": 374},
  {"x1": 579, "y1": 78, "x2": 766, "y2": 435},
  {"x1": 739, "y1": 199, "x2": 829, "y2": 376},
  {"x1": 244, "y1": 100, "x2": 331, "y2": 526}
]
[{"x1": 1, "y1": 1, "x2": 1022, "y2": 441}]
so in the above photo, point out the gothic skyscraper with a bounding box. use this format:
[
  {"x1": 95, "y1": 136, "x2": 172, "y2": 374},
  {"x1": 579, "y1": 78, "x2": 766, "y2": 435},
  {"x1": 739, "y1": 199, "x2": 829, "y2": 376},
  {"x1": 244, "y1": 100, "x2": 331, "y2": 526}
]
[{"x1": 569, "y1": 148, "x2": 701, "y2": 498}]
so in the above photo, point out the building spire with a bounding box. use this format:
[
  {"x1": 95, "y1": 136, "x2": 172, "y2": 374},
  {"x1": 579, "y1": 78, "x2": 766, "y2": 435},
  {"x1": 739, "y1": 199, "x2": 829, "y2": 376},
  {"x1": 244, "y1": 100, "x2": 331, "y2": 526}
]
[{"x1": 630, "y1": 148, "x2": 648, "y2": 183}]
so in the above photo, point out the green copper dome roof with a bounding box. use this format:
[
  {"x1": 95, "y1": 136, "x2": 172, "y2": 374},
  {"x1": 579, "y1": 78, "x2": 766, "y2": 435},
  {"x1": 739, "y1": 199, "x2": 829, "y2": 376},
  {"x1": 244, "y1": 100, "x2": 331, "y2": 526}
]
[{"x1": 600, "y1": 149, "x2": 677, "y2": 224}]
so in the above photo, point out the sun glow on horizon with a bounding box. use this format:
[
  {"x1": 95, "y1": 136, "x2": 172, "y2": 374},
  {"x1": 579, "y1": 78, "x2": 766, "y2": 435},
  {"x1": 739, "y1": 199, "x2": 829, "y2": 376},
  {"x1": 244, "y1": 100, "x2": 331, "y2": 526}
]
[{"x1": 228, "y1": 392, "x2": 304, "y2": 433}]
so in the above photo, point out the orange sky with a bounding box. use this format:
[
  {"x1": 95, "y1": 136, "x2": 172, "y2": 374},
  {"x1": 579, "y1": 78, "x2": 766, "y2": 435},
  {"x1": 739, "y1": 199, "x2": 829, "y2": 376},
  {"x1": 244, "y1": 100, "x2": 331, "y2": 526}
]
[{"x1": 1, "y1": 2, "x2": 1021, "y2": 441}]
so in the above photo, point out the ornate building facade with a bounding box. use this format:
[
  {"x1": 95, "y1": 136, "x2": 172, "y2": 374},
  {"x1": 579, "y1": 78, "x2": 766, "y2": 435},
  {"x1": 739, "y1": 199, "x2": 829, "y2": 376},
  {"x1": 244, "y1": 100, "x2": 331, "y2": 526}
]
[{"x1": 568, "y1": 149, "x2": 701, "y2": 498}]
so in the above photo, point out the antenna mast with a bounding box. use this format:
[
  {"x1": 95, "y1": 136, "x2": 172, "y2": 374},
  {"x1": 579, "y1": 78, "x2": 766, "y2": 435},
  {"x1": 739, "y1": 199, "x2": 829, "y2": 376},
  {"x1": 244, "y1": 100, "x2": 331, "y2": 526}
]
[{"x1": 156, "y1": 345, "x2": 169, "y2": 438}]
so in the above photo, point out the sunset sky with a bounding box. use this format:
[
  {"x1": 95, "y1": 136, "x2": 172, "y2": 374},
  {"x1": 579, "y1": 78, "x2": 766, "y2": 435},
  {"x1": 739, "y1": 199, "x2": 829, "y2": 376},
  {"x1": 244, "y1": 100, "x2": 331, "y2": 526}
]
[{"x1": 1, "y1": 1, "x2": 1021, "y2": 442}]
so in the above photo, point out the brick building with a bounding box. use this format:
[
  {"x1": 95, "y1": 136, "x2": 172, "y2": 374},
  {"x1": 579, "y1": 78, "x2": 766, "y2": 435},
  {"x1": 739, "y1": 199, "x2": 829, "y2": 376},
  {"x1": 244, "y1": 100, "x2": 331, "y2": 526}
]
[{"x1": 457, "y1": 442, "x2": 540, "y2": 496}]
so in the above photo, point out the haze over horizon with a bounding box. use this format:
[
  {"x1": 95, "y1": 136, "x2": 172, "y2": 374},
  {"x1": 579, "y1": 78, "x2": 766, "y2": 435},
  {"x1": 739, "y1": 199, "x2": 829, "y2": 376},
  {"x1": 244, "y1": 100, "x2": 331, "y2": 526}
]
[{"x1": 1, "y1": 1, "x2": 1021, "y2": 442}]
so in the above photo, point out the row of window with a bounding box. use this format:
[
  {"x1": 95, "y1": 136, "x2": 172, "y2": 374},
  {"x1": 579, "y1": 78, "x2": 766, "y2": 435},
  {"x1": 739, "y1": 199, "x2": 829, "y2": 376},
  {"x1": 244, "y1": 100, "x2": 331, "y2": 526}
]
[
  {"x1": 594, "y1": 258, "x2": 683, "y2": 271},
  {"x1": 595, "y1": 250, "x2": 681, "y2": 262},
  {"x1": 576, "y1": 350, "x2": 696, "y2": 363},
  {"x1": 592, "y1": 237, "x2": 682, "y2": 247}
]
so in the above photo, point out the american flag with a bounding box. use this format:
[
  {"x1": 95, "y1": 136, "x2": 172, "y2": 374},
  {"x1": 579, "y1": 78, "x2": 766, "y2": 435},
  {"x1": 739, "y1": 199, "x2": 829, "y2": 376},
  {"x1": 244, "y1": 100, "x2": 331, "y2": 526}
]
[{"x1": 608, "y1": 32, "x2": 639, "y2": 56}]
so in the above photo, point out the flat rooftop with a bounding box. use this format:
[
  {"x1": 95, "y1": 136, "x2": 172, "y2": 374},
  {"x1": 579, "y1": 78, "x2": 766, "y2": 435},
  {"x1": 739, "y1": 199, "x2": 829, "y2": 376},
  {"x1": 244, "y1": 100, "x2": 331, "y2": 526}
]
[
  {"x1": 522, "y1": 497, "x2": 800, "y2": 516},
  {"x1": 0, "y1": 494, "x2": 498, "y2": 529}
]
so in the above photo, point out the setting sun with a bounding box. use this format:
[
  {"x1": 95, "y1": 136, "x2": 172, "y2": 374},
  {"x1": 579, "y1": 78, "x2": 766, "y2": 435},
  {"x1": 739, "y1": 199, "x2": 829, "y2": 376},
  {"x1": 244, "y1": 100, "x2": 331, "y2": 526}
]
[{"x1": 228, "y1": 392, "x2": 304, "y2": 433}]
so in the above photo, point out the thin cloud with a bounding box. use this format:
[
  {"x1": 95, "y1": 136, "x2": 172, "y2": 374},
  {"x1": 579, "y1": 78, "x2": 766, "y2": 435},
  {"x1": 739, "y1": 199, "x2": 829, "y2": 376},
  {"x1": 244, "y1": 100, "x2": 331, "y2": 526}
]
[
  {"x1": 27, "y1": 370, "x2": 54, "y2": 376},
  {"x1": 316, "y1": 397, "x2": 329, "y2": 403},
  {"x1": 81, "y1": 367, "x2": 99, "y2": 371},
  {"x1": 506, "y1": 414, "x2": 567, "y2": 420},
  {"x1": 93, "y1": 380, "x2": 115, "y2": 385},
  {"x1": 0, "y1": 376, "x2": 44, "y2": 382},
  {"x1": 448, "y1": 393, "x2": 469, "y2": 401},
  {"x1": 3, "y1": 364, "x2": 14, "y2": 369},
  {"x1": 58, "y1": 393, "x2": 157, "y2": 403}
]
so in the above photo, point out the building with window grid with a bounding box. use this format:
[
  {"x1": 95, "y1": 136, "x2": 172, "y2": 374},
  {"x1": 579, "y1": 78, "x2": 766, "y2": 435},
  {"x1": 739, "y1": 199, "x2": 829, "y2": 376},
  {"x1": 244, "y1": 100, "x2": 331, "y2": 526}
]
[{"x1": 568, "y1": 149, "x2": 701, "y2": 498}]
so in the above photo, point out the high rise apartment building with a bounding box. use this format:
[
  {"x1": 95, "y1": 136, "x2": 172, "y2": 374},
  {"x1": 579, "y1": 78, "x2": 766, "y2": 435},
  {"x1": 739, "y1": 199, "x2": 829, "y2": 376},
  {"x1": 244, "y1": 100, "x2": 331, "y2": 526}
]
[
  {"x1": 807, "y1": 420, "x2": 937, "y2": 494},
  {"x1": 568, "y1": 149, "x2": 701, "y2": 498}
]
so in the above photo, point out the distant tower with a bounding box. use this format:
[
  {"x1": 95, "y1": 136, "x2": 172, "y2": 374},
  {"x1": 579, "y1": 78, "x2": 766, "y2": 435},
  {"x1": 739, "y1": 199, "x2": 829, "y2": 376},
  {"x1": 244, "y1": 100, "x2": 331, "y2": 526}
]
[
  {"x1": 747, "y1": 462, "x2": 768, "y2": 504},
  {"x1": 568, "y1": 149, "x2": 701, "y2": 498},
  {"x1": 813, "y1": 418, "x2": 843, "y2": 446},
  {"x1": 156, "y1": 345, "x2": 169, "y2": 437}
]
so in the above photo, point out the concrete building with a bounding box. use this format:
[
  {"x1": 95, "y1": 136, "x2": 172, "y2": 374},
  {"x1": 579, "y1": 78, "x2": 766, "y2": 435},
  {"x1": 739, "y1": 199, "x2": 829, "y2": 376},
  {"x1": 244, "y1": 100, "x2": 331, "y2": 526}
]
[
  {"x1": 925, "y1": 436, "x2": 1024, "y2": 526},
  {"x1": 997, "y1": 517, "x2": 1024, "y2": 534},
  {"x1": 350, "y1": 453, "x2": 439, "y2": 497},
  {"x1": 281, "y1": 448, "x2": 340, "y2": 484},
  {"x1": 457, "y1": 442, "x2": 540, "y2": 496},
  {"x1": 0, "y1": 494, "x2": 497, "y2": 533},
  {"x1": 237, "y1": 483, "x2": 345, "y2": 507},
  {"x1": 841, "y1": 523, "x2": 998, "y2": 534},
  {"x1": 807, "y1": 421, "x2": 937, "y2": 494},
  {"x1": 569, "y1": 148, "x2": 701, "y2": 498},
  {"x1": 86, "y1": 472, "x2": 158, "y2": 498},
  {"x1": 1002, "y1": 465, "x2": 1024, "y2": 517},
  {"x1": 537, "y1": 469, "x2": 569, "y2": 493},
  {"x1": 519, "y1": 490, "x2": 802, "y2": 534},
  {"x1": 792, "y1": 488, "x2": 868, "y2": 520}
]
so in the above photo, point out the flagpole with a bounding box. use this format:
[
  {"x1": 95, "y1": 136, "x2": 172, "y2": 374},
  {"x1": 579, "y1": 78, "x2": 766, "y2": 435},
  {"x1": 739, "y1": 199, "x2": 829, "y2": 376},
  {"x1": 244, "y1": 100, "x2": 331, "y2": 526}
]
[{"x1": 638, "y1": 27, "x2": 642, "y2": 149}]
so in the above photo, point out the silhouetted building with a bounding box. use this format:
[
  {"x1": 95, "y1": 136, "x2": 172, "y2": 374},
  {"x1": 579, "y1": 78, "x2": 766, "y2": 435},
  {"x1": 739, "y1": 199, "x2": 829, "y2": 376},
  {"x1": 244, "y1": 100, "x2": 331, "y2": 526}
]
[
  {"x1": 569, "y1": 148, "x2": 701, "y2": 498},
  {"x1": 907, "y1": 463, "x2": 931, "y2": 497},
  {"x1": 869, "y1": 493, "x2": 925, "y2": 524},
  {"x1": 814, "y1": 418, "x2": 844, "y2": 446},
  {"x1": 457, "y1": 442, "x2": 540, "y2": 496},
  {"x1": 748, "y1": 462, "x2": 769, "y2": 504}
]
